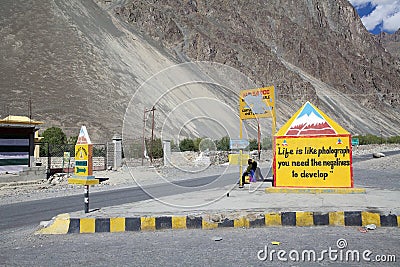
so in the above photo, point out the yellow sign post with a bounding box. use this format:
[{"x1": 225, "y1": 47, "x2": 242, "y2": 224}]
[
  {"x1": 273, "y1": 102, "x2": 354, "y2": 188},
  {"x1": 68, "y1": 126, "x2": 97, "y2": 183},
  {"x1": 238, "y1": 86, "x2": 276, "y2": 187},
  {"x1": 68, "y1": 126, "x2": 98, "y2": 213}
]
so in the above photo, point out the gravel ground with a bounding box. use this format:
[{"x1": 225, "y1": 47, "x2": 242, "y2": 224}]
[{"x1": 0, "y1": 144, "x2": 399, "y2": 205}]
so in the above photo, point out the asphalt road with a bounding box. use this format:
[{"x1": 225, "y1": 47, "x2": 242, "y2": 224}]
[
  {"x1": 1, "y1": 225, "x2": 398, "y2": 266},
  {"x1": 1, "y1": 150, "x2": 399, "y2": 232},
  {"x1": 352, "y1": 150, "x2": 400, "y2": 190},
  {"x1": 0, "y1": 172, "x2": 237, "y2": 231},
  {"x1": 352, "y1": 149, "x2": 400, "y2": 163}
]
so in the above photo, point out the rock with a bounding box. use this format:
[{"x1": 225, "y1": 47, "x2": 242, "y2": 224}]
[
  {"x1": 211, "y1": 214, "x2": 221, "y2": 222},
  {"x1": 373, "y1": 152, "x2": 385, "y2": 158},
  {"x1": 213, "y1": 236, "x2": 223, "y2": 241},
  {"x1": 365, "y1": 224, "x2": 376, "y2": 230},
  {"x1": 39, "y1": 220, "x2": 52, "y2": 228}
]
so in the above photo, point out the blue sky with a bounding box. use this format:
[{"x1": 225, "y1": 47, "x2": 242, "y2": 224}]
[{"x1": 348, "y1": 0, "x2": 400, "y2": 34}]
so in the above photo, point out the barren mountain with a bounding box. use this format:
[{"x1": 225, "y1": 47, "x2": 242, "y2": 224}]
[
  {"x1": 1, "y1": 0, "x2": 399, "y2": 143},
  {"x1": 376, "y1": 29, "x2": 400, "y2": 59}
]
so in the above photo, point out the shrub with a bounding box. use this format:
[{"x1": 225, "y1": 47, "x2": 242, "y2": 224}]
[
  {"x1": 248, "y1": 138, "x2": 260, "y2": 151},
  {"x1": 148, "y1": 138, "x2": 163, "y2": 159},
  {"x1": 216, "y1": 136, "x2": 230, "y2": 151},
  {"x1": 262, "y1": 137, "x2": 273, "y2": 149},
  {"x1": 40, "y1": 127, "x2": 67, "y2": 156},
  {"x1": 193, "y1": 137, "x2": 203, "y2": 152},
  {"x1": 198, "y1": 138, "x2": 216, "y2": 152},
  {"x1": 67, "y1": 135, "x2": 78, "y2": 144},
  {"x1": 179, "y1": 138, "x2": 195, "y2": 151},
  {"x1": 41, "y1": 127, "x2": 67, "y2": 144},
  {"x1": 387, "y1": 136, "x2": 400, "y2": 144}
]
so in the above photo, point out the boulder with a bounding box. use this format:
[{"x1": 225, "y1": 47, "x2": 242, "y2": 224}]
[{"x1": 373, "y1": 152, "x2": 385, "y2": 158}]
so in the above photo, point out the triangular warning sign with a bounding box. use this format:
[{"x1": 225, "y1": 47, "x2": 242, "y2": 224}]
[{"x1": 276, "y1": 102, "x2": 349, "y2": 136}]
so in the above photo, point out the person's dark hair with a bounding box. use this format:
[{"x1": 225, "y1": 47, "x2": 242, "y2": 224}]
[{"x1": 248, "y1": 159, "x2": 253, "y2": 164}]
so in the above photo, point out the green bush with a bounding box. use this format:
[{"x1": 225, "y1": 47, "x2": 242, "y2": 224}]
[
  {"x1": 354, "y1": 134, "x2": 382, "y2": 145},
  {"x1": 248, "y1": 138, "x2": 259, "y2": 151},
  {"x1": 40, "y1": 127, "x2": 67, "y2": 156},
  {"x1": 353, "y1": 134, "x2": 400, "y2": 145},
  {"x1": 93, "y1": 146, "x2": 106, "y2": 157},
  {"x1": 41, "y1": 127, "x2": 67, "y2": 144},
  {"x1": 387, "y1": 136, "x2": 400, "y2": 144},
  {"x1": 193, "y1": 137, "x2": 202, "y2": 152},
  {"x1": 262, "y1": 137, "x2": 273, "y2": 149},
  {"x1": 216, "y1": 136, "x2": 230, "y2": 151},
  {"x1": 198, "y1": 138, "x2": 216, "y2": 152},
  {"x1": 170, "y1": 140, "x2": 179, "y2": 152},
  {"x1": 179, "y1": 138, "x2": 195, "y2": 151},
  {"x1": 67, "y1": 135, "x2": 78, "y2": 144},
  {"x1": 148, "y1": 138, "x2": 163, "y2": 159}
]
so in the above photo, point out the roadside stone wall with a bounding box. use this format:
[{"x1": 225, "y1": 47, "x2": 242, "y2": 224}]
[{"x1": 35, "y1": 157, "x2": 106, "y2": 169}]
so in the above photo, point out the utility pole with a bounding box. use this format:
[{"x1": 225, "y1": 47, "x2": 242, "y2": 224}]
[
  {"x1": 257, "y1": 120, "x2": 261, "y2": 160},
  {"x1": 141, "y1": 107, "x2": 146, "y2": 166},
  {"x1": 29, "y1": 98, "x2": 32, "y2": 121},
  {"x1": 150, "y1": 106, "x2": 156, "y2": 163}
]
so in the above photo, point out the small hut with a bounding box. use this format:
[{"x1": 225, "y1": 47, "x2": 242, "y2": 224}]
[{"x1": 0, "y1": 115, "x2": 43, "y2": 174}]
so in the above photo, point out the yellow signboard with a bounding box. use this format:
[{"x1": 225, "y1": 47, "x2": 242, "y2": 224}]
[
  {"x1": 239, "y1": 86, "x2": 275, "y2": 120},
  {"x1": 75, "y1": 144, "x2": 89, "y2": 161},
  {"x1": 274, "y1": 136, "x2": 353, "y2": 187},
  {"x1": 74, "y1": 144, "x2": 93, "y2": 177}
]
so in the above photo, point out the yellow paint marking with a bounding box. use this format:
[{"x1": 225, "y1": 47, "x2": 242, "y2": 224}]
[
  {"x1": 110, "y1": 217, "x2": 125, "y2": 232},
  {"x1": 172, "y1": 217, "x2": 187, "y2": 229},
  {"x1": 36, "y1": 213, "x2": 70, "y2": 235},
  {"x1": 140, "y1": 217, "x2": 156, "y2": 231},
  {"x1": 361, "y1": 212, "x2": 380, "y2": 227},
  {"x1": 80, "y1": 218, "x2": 95, "y2": 233},
  {"x1": 202, "y1": 220, "x2": 218, "y2": 229},
  {"x1": 234, "y1": 217, "x2": 250, "y2": 228},
  {"x1": 265, "y1": 213, "x2": 282, "y2": 226},
  {"x1": 296, "y1": 212, "x2": 314, "y2": 226},
  {"x1": 329, "y1": 211, "x2": 345, "y2": 226}
]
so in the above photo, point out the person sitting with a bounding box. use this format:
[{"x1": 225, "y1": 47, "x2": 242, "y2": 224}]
[
  {"x1": 240, "y1": 159, "x2": 265, "y2": 187},
  {"x1": 241, "y1": 159, "x2": 255, "y2": 185}
]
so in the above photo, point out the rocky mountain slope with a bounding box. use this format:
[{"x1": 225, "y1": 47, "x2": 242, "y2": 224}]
[
  {"x1": 376, "y1": 29, "x2": 400, "y2": 59},
  {"x1": 1, "y1": 0, "x2": 399, "y2": 142}
]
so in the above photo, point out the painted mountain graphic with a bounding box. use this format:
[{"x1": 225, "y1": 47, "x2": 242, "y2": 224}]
[{"x1": 285, "y1": 103, "x2": 336, "y2": 136}]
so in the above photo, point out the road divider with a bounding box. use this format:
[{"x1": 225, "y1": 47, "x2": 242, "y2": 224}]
[{"x1": 36, "y1": 211, "x2": 399, "y2": 234}]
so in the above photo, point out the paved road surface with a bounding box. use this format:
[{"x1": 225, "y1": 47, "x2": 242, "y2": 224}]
[
  {"x1": 1, "y1": 150, "x2": 399, "y2": 231},
  {"x1": 0, "y1": 172, "x2": 237, "y2": 231},
  {"x1": 1, "y1": 225, "x2": 398, "y2": 266}
]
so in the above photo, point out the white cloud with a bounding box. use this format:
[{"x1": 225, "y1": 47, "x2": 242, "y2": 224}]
[
  {"x1": 348, "y1": 0, "x2": 400, "y2": 33},
  {"x1": 348, "y1": 0, "x2": 373, "y2": 7},
  {"x1": 382, "y1": 10, "x2": 400, "y2": 32}
]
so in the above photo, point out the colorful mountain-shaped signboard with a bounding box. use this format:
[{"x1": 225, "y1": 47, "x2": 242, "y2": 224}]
[
  {"x1": 77, "y1": 125, "x2": 92, "y2": 144},
  {"x1": 276, "y1": 102, "x2": 348, "y2": 136}
]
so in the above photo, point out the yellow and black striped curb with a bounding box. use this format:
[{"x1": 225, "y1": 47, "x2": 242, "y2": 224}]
[{"x1": 36, "y1": 211, "x2": 400, "y2": 234}]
